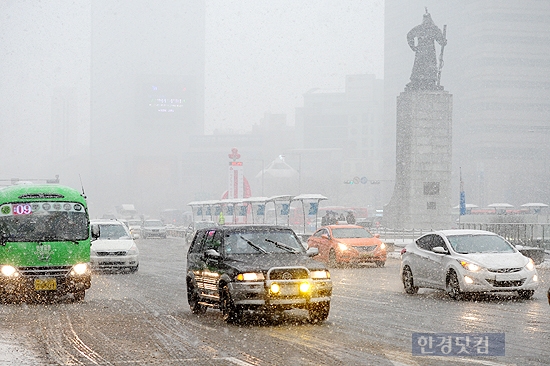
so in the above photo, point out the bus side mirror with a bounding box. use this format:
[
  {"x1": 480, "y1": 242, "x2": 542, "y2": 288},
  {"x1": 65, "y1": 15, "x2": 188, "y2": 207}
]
[
  {"x1": 0, "y1": 230, "x2": 8, "y2": 246},
  {"x1": 91, "y1": 225, "x2": 100, "y2": 241}
]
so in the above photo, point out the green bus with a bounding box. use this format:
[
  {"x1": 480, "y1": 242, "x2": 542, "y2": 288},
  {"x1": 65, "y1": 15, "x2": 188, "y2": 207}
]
[{"x1": 0, "y1": 183, "x2": 94, "y2": 302}]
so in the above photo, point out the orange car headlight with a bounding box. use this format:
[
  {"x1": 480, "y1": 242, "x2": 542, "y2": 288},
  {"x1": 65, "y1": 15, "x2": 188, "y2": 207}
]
[{"x1": 337, "y1": 242, "x2": 349, "y2": 251}]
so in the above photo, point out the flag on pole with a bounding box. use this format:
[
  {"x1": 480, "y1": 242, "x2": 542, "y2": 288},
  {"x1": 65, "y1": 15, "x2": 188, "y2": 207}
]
[{"x1": 459, "y1": 168, "x2": 466, "y2": 215}]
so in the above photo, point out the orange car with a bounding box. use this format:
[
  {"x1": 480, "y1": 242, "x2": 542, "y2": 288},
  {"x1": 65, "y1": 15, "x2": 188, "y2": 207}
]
[{"x1": 307, "y1": 225, "x2": 386, "y2": 267}]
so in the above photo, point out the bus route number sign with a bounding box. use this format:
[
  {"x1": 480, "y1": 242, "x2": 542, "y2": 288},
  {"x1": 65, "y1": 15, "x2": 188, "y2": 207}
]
[{"x1": 13, "y1": 204, "x2": 32, "y2": 215}]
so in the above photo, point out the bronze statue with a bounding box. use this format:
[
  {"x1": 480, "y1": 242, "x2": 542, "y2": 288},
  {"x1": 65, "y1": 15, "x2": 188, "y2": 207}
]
[{"x1": 406, "y1": 9, "x2": 447, "y2": 90}]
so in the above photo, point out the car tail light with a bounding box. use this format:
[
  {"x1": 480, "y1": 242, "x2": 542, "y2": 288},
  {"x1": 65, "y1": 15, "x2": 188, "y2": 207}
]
[{"x1": 400, "y1": 248, "x2": 407, "y2": 255}]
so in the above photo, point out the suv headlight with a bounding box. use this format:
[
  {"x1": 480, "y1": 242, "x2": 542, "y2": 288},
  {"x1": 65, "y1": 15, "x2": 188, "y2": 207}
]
[
  {"x1": 310, "y1": 270, "x2": 330, "y2": 279},
  {"x1": 459, "y1": 260, "x2": 482, "y2": 272},
  {"x1": 236, "y1": 272, "x2": 265, "y2": 281}
]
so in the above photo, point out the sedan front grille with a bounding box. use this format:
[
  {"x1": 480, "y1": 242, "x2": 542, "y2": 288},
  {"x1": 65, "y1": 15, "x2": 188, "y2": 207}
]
[
  {"x1": 96, "y1": 251, "x2": 127, "y2": 256},
  {"x1": 487, "y1": 268, "x2": 522, "y2": 273},
  {"x1": 352, "y1": 245, "x2": 377, "y2": 252},
  {"x1": 486, "y1": 279, "x2": 525, "y2": 288}
]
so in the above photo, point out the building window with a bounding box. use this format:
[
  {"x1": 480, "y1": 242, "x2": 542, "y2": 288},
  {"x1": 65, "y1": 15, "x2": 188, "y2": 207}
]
[
  {"x1": 424, "y1": 182, "x2": 440, "y2": 195},
  {"x1": 427, "y1": 202, "x2": 437, "y2": 210}
]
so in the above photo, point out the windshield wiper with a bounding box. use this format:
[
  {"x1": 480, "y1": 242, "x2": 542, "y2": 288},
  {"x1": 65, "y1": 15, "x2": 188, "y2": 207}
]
[
  {"x1": 264, "y1": 238, "x2": 299, "y2": 253},
  {"x1": 239, "y1": 236, "x2": 268, "y2": 254}
]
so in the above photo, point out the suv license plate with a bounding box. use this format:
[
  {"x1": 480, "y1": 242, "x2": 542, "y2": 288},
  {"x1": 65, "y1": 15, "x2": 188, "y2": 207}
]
[
  {"x1": 34, "y1": 278, "x2": 57, "y2": 291},
  {"x1": 279, "y1": 284, "x2": 299, "y2": 296}
]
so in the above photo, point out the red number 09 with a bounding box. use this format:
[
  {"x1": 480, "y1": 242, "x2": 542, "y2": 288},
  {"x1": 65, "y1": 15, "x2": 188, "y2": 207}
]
[{"x1": 13, "y1": 204, "x2": 32, "y2": 215}]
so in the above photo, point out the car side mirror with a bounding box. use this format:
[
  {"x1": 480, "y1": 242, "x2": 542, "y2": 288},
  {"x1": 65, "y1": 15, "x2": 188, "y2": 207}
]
[
  {"x1": 306, "y1": 247, "x2": 319, "y2": 257},
  {"x1": 204, "y1": 249, "x2": 221, "y2": 260},
  {"x1": 432, "y1": 246, "x2": 448, "y2": 254},
  {"x1": 374, "y1": 233, "x2": 380, "y2": 238},
  {"x1": 321, "y1": 234, "x2": 329, "y2": 239},
  {"x1": 91, "y1": 225, "x2": 100, "y2": 241},
  {"x1": 515, "y1": 245, "x2": 524, "y2": 250}
]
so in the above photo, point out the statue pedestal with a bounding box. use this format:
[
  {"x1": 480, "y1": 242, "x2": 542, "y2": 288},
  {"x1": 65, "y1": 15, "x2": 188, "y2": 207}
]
[{"x1": 383, "y1": 89, "x2": 453, "y2": 230}]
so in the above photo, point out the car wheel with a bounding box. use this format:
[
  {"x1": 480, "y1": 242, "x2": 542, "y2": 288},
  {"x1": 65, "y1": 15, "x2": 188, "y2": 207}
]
[
  {"x1": 308, "y1": 301, "x2": 330, "y2": 323},
  {"x1": 402, "y1": 266, "x2": 418, "y2": 294},
  {"x1": 220, "y1": 284, "x2": 241, "y2": 323},
  {"x1": 73, "y1": 290, "x2": 85, "y2": 302},
  {"x1": 517, "y1": 290, "x2": 535, "y2": 300},
  {"x1": 187, "y1": 280, "x2": 207, "y2": 314},
  {"x1": 129, "y1": 265, "x2": 139, "y2": 273},
  {"x1": 446, "y1": 271, "x2": 463, "y2": 300},
  {"x1": 328, "y1": 249, "x2": 338, "y2": 268},
  {"x1": 375, "y1": 261, "x2": 385, "y2": 267}
]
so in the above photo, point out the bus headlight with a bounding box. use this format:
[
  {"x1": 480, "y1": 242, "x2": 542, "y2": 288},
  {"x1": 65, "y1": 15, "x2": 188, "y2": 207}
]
[
  {"x1": 1, "y1": 265, "x2": 18, "y2": 277},
  {"x1": 71, "y1": 263, "x2": 89, "y2": 275}
]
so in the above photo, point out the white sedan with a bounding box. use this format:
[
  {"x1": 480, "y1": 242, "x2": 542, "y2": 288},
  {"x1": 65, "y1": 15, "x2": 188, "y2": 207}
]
[
  {"x1": 400, "y1": 229, "x2": 539, "y2": 300},
  {"x1": 90, "y1": 219, "x2": 139, "y2": 273}
]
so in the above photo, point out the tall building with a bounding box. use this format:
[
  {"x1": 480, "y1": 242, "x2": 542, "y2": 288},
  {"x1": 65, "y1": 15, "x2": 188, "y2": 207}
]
[
  {"x1": 385, "y1": 1, "x2": 550, "y2": 208},
  {"x1": 90, "y1": 1, "x2": 205, "y2": 216}
]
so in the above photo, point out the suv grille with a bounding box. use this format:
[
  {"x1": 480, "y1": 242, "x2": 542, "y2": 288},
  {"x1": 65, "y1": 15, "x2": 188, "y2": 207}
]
[
  {"x1": 268, "y1": 267, "x2": 309, "y2": 280},
  {"x1": 18, "y1": 266, "x2": 72, "y2": 277}
]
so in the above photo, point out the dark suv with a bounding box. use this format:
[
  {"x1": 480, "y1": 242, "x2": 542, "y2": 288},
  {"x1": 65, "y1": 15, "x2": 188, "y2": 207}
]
[{"x1": 186, "y1": 225, "x2": 332, "y2": 323}]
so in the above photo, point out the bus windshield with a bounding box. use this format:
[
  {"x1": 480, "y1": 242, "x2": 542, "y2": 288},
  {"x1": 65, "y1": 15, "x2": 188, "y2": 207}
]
[{"x1": 0, "y1": 202, "x2": 88, "y2": 242}]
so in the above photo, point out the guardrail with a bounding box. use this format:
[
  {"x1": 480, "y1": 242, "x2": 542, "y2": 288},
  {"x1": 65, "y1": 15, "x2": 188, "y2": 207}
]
[
  {"x1": 167, "y1": 222, "x2": 550, "y2": 257},
  {"x1": 373, "y1": 224, "x2": 549, "y2": 264},
  {"x1": 457, "y1": 222, "x2": 550, "y2": 250}
]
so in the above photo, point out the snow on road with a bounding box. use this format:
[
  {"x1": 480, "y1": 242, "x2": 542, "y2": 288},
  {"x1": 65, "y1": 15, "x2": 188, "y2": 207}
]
[{"x1": 0, "y1": 332, "x2": 38, "y2": 365}]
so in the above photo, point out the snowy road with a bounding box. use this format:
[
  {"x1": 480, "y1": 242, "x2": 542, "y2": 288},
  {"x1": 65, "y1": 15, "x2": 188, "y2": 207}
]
[{"x1": 0, "y1": 237, "x2": 548, "y2": 365}]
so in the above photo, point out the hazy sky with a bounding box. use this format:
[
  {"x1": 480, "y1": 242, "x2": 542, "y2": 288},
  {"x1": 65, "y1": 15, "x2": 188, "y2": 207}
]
[
  {"x1": 0, "y1": 1, "x2": 384, "y2": 179},
  {"x1": 205, "y1": 0, "x2": 384, "y2": 133}
]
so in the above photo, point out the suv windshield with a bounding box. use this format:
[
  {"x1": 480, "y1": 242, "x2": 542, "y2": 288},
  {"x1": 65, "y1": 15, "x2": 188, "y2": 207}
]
[
  {"x1": 224, "y1": 230, "x2": 304, "y2": 255},
  {"x1": 448, "y1": 234, "x2": 515, "y2": 254}
]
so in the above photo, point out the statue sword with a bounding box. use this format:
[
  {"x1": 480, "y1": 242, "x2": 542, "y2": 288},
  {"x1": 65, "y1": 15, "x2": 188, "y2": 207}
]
[{"x1": 437, "y1": 25, "x2": 447, "y2": 87}]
